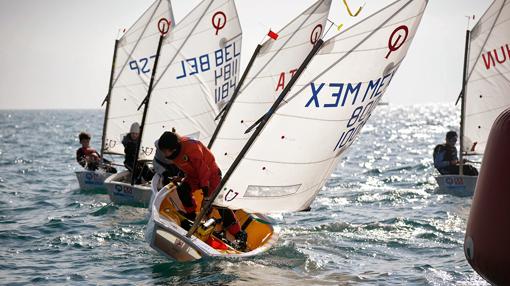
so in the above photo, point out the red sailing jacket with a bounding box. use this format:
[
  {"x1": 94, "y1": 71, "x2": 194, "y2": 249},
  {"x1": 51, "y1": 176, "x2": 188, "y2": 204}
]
[
  {"x1": 171, "y1": 137, "x2": 221, "y2": 195},
  {"x1": 76, "y1": 147, "x2": 100, "y2": 167}
]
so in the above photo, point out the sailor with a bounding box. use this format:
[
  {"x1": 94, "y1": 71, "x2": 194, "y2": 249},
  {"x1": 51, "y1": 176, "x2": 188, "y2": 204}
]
[
  {"x1": 433, "y1": 131, "x2": 478, "y2": 176},
  {"x1": 153, "y1": 131, "x2": 247, "y2": 249},
  {"x1": 76, "y1": 132, "x2": 116, "y2": 173},
  {"x1": 122, "y1": 122, "x2": 154, "y2": 184}
]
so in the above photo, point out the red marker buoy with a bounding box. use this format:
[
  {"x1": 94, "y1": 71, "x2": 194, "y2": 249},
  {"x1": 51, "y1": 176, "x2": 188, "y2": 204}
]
[{"x1": 464, "y1": 108, "x2": 510, "y2": 285}]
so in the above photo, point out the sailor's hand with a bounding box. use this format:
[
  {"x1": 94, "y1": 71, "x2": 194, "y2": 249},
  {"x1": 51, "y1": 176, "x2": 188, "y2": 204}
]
[
  {"x1": 201, "y1": 196, "x2": 211, "y2": 209},
  {"x1": 450, "y1": 160, "x2": 459, "y2": 165},
  {"x1": 162, "y1": 170, "x2": 179, "y2": 186},
  {"x1": 162, "y1": 173, "x2": 173, "y2": 186},
  {"x1": 176, "y1": 181, "x2": 192, "y2": 194}
]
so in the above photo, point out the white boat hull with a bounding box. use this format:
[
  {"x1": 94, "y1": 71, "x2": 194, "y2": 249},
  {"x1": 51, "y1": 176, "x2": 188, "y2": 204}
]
[
  {"x1": 75, "y1": 170, "x2": 113, "y2": 191},
  {"x1": 435, "y1": 175, "x2": 478, "y2": 196},
  {"x1": 104, "y1": 170, "x2": 152, "y2": 207},
  {"x1": 146, "y1": 174, "x2": 279, "y2": 261}
]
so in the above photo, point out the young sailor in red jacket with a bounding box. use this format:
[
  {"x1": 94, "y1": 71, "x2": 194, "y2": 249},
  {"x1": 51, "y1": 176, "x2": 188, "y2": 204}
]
[
  {"x1": 76, "y1": 132, "x2": 116, "y2": 173},
  {"x1": 153, "y1": 131, "x2": 247, "y2": 249},
  {"x1": 76, "y1": 132, "x2": 102, "y2": 170}
]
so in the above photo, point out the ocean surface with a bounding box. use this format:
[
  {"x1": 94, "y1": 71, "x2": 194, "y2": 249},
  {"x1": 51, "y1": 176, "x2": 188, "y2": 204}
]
[{"x1": 0, "y1": 105, "x2": 488, "y2": 285}]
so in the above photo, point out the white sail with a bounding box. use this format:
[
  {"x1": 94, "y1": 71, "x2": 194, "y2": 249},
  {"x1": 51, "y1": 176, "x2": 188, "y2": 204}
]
[
  {"x1": 137, "y1": 0, "x2": 242, "y2": 160},
  {"x1": 463, "y1": 0, "x2": 510, "y2": 154},
  {"x1": 215, "y1": 0, "x2": 428, "y2": 213},
  {"x1": 210, "y1": 0, "x2": 331, "y2": 175},
  {"x1": 103, "y1": 0, "x2": 175, "y2": 155}
]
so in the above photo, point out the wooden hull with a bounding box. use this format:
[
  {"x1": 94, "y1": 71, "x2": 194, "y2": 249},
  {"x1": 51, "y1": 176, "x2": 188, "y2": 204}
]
[
  {"x1": 435, "y1": 175, "x2": 478, "y2": 196},
  {"x1": 75, "y1": 170, "x2": 112, "y2": 191},
  {"x1": 104, "y1": 170, "x2": 152, "y2": 207},
  {"x1": 146, "y1": 174, "x2": 279, "y2": 261}
]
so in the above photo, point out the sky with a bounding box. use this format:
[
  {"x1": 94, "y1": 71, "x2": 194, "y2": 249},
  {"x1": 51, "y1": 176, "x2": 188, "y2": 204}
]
[{"x1": 0, "y1": 0, "x2": 489, "y2": 109}]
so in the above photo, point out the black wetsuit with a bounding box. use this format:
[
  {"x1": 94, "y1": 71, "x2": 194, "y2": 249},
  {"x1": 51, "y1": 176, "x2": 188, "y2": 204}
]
[
  {"x1": 122, "y1": 134, "x2": 154, "y2": 183},
  {"x1": 433, "y1": 144, "x2": 478, "y2": 176}
]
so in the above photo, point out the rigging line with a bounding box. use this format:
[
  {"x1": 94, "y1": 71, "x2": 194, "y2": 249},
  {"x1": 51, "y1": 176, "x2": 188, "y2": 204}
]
[
  {"x1": 136, "y1": 0, "x2": 215, "y2": 110},
  {"x1": 236, "y1": 0, "x2": 328, "y2": 95},
  {"x1": 243, "y1": 155, "x2": 334, "y2": 165},
  {"x1": 147, "y1": 109, "x2": 215, "y2": 124},
  {"x1": 111, "y1": 0, "x2": 163, "y2": 87},
  {"x1": 101, "y1": 1, "x2": 164, "y2": 105},
  {"x1": 170, "y1": 101, "x2": 212, "y2": 138},
  {"x1": 131, "y1": 33, "x2": 167, "y2": 184},
  {"x1": 343, "y1": 0, "x2": 364, "y2": 17},
  {"x1": 468, "y1": 68, "x2": 510, "y2": 83},
  {"x1": 467, "y1": 0, "x2": 507, "y2": 82},
  {"x1": 100, "y1": 40, "x2": 119, "y2": 156},
  {"x1": 456, "y1": 0, "x2": 507, "y2": 106},
  {"x1": 324, "y1": 19, "x2": 336, "y2": 38},
  {"x1": 208, "y1": 1, "x2": 328, "y2": 148},
  {"x1": 465, "y1": 104, "x2": 510, "y2": 117},
  {"x1": 151, "y1": 0, "x2": 215, "y2": 90},
  {"x1": 187, "y1": 40, "x2": 325, "y2": 238},
  {"x1": 281, "y1": 0, "x2": 416, "y2": 106}
]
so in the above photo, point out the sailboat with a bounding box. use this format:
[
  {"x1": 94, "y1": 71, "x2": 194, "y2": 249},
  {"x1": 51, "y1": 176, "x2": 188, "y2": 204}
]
[
  {"x1": 435, "y1": 0, "x2": 510, "y2": 195},
  {"x1": 148, "y1": 0, "x2": 330, "y2": 260},
  {"x1": 147, "y1": 0, "x2": 427, "y2": 261},
  {"x1": 101, "y1": 0, "x2": 176, "y2": 206},
  {"x1": 105, "y1": 0, "x2": 243, "y2": 209},
  {"x1": 75, "y1": 169, "x2": 113, "y2": 191},
  {"x1": 75, "y1": 1, "x2": 173, "y2": 192}
]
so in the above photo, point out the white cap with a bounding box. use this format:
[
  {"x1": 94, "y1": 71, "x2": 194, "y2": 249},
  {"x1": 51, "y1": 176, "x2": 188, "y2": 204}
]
[{"x1": 130, "y1": 122, "x2": 140, "y2": 133}]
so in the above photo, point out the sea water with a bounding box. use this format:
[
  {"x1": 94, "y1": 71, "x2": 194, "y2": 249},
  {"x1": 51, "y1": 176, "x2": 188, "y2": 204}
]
[{"x1": 0, "y1": 105, "x2": 488, "y2": 285}]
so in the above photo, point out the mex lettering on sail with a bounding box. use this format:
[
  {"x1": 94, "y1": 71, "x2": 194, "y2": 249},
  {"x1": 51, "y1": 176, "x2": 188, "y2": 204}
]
[{"x1": 305, "y1": 70, "x2": 396, "y2": 108}]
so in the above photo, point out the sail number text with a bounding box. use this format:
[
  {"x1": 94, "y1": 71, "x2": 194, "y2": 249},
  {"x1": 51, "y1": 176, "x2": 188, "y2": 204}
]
[
  {"x1": 175, "y1": 42, "x2": 241, "y2": 104},
  {"x1": 129, "y1": 55, "x2": 157, "y2": 75},
  {"x1": 302, "y1": 69, "x2": 397, "y2": 152}
]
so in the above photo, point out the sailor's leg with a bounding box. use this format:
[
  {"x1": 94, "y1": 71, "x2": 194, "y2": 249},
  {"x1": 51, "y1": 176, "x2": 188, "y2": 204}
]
[
  {"x1": 176, "y1": 183, "x2": 196, "y2": 218},
  {"x1": 141, "y1": 164, "x2": 154, "y2": 181},
  {"x1": 445, "y1": 165, "x2": 460, "y2": 175},
  {"x1": 219, "y1": 208, "x2": 241, "y2": 236},
  {"x1": 464, "y1": 164, "x2": 479, "y2": 176}
]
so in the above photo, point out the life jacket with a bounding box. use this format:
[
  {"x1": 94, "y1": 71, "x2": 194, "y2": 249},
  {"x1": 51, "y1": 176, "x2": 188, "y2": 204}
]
[
  {"x1": 79, "y1": 147, "x2": 98, "y2": 156},
  {"x1": 169, "y1": 136, "x2": 220, "y2": 192},
  {"x1": 122, "y1": 134, "x2": 138, "y2": 166},
  {"x1": 433, "y1": 144, "x2": 456, "y2": 163}
]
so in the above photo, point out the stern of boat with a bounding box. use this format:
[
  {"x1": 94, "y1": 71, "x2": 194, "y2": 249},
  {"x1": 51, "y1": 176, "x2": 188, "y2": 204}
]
[
  {"x1": 147, "y1": 185, "x2": 279, "y2": 261},
  {"x1": 104, "y1": 170, "x2": 152, "y2": 207},
  {"x1": 75, "y1": 170, "x2": 111, "y2": 191},
  {"x1": 435, "y1": 174, "x2": 478, "y2": 196}
]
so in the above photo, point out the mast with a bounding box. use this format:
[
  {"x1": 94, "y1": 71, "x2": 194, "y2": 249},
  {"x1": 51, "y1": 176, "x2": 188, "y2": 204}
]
[
  {"x1": 100, "y1": 39, "x2": 120, "y2": 157},
  {"x1": 459, "y1": 30, "x2": 471, "y2": 175},
  {"x1": 207, "y1": 44, "x2": 263, "y2": 149},
  {"x1": 131, "y1": 34, "x2": 166, "y2": 185},
  {"x1": 187, "y1": 39, "x2": 324, "y2": 237}
]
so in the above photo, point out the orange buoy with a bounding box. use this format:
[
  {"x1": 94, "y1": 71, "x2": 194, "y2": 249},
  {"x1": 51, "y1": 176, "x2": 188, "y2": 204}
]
[{"x1": 464, "y1": 107, "x2": 510, "y2": 285}]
